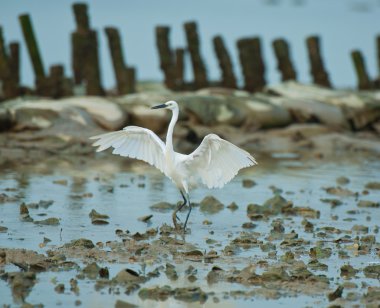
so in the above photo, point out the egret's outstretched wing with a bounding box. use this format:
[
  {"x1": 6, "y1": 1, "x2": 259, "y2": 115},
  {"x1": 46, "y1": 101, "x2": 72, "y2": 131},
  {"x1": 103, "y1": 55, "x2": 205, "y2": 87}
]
[
  {"x1": 184, "y1": 134, "x2": 257, "y2": 189},
  {"x1": 90, "y1": 126, "x2": 166, "y2": 173}
]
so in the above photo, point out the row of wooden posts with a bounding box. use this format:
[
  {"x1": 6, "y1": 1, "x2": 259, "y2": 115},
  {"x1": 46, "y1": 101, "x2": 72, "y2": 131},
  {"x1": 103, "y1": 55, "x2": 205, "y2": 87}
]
[
  {"x1": 0, "y1": 3, "x2": 379, "y2": 102},
  {"x1": 157, "y1": 21, "x2": 380, "y2": 92}
]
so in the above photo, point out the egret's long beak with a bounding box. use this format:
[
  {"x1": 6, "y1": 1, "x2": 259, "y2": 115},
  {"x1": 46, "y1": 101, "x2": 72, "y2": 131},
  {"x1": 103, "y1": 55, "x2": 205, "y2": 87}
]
[{"x1": 151, "y1": 103, "x2": 167, "y2": 109}]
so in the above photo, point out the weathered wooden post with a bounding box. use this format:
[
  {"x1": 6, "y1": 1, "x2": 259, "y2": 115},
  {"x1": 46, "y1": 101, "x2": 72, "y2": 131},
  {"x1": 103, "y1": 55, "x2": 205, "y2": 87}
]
[
  {"x1": 213, "y1": 35, "x2": 237, "y2": 88},
  {"x1": 184, "y1": 21, "x2": 208, "y2": 89},
  {"x1": 272, "y1": 38, "x2": 297, "y2": 81},
  {"x1": 237, "y1": 37, "x2": 266, "y2": 92},
  {"x1": 105, "y1": 27, "x2": 132, "y2": 95},
  {"x1": 71, "y1": 3, "x2": 104, "y2": 95},
  {"x1": 48, "y1": 65, "x2": 65, "y2": 99},
  {"x1": 375, "y1": 36, "x2": 380, "y2": 89},
  {"x1": 155, "y1": 26, "x2": 176, "y2": 90},
  {"x1": 351, "y1": 50, "x2": 372, "y2": 90},
  {"x1": 174, "y1": 48, "x2": 185, "y2": 89},
  {"x1": 306, "y1": 36, "x2": 332, "y2": 88},
  {"x1": 18, "y1": 14, "x2": 47, "y2": 95},
  {"x1": 0, "y1": 28, "x2": 20, "y2": 99},
  {"x1": 125, "y1": 67, "x2": 136, "y2": 93}
]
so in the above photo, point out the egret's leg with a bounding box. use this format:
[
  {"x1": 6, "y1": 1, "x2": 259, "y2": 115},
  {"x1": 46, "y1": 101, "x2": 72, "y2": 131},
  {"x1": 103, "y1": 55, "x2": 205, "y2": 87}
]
[
  {"x1": 183, "y1": 193, "x2": 191, "y2": 230},
  {"x1": 172, "y1": 190, "x2": 187, "y2": 229}
]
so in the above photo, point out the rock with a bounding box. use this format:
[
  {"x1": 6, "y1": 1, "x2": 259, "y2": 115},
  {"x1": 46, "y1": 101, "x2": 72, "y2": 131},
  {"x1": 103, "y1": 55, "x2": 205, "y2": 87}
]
[
  {"x1": 309, "y1": 246, "x2": 332, "y2": 259},
  {"x1": 82, "y1": 262, "x2": 100, "y2": 279},
  {"x1": 336, "y1": 176, "x2": 350, "y2": 185},
  {"x1": 247, "y1": 195, "x2": 288, "y2": 217},
  {"x1": 340, "y1": 265, "x2": 358, "y2": 278},
  {"x1": 0, "y1": 108, "x2": 13, "y2": 131},
  {"x1": 183, "y1": 250, "x2": 203, "y2": 262},
  {"x1": 54, "y1": 283, "x2": 65, "y2": 294},
  {"x1": 150, "y1": 202, "x2": 176, "y2": 212},
  {"x1": 114, "y1": 300, "x2": 138, "y2": 308},
  {"x1": 33, "y1": 217, "x2": 60, "y2": 226},
  {"x1": 3, "y1": 271, "x2": 36, "y2": 303},
  {"x1": 328, "y1": 285, "x2": 344, "y2": 301},
  {"x1": 114, "y1": 268, "x2": 145, "y2": 284},
  {"x1": 138, "y1": 286, "x2": 173, "y2": 301},
  {"x1": 320, "y1": 198, "x2": 343, "y2": 208},
  {"x1": 352, "y1": 225, "x2": 369, "y2": 233},
  {"x1": 308, "y1": 259, "x2": 328, "y2": 271},
  {"x1": 173, "y1": 287, "x2": 208, "y2": 303},
  {"x1": 165, "y1": 263, "x2": 178, "y2": 281},
  {"x1": 242, "y1": 179, "x2": 256, "y2": 188},
  {"x1": 89, "y1": 209, "x2": 109, "y2": 220},
  {"x1": 227, "y1": 202, "x2": 238, "y2": 211},
  {"x1": 0, "y1": 226, "x2": 8, "y2": 232},
  {"x1": 363, "y1": 265, "x2": 380, "y2": 279},
  {"x1": 324, "y1": 186, "x2": 357, "y2": 197},
  {"x1": 357, "y1": 200, "x2": 380, "y2": 208},
  {"x1": 365, "y1": 182, "x2": 380, "y2": 190},
  {"x1": 267, "y1": 81, "x2": 380, "y2": 130},
  {"x1": 199, "y1": 196, "x2": 224, "y2": 214},
  {"x1": 64, "y1": 238, "x2": 95, "y2": 249}
]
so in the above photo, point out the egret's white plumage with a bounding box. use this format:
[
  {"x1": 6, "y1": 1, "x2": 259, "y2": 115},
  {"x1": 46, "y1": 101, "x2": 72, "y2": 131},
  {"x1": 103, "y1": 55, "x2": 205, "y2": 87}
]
[{"x1": 90, "y1": 100, "x2": 257, "y2": 230}]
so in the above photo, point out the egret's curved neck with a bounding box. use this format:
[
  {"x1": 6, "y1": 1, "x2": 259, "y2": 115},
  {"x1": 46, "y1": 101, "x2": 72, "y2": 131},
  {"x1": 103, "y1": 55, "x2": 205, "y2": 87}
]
[{"x1": 166, "y1": 107, "x2": 179, "y2": 154}]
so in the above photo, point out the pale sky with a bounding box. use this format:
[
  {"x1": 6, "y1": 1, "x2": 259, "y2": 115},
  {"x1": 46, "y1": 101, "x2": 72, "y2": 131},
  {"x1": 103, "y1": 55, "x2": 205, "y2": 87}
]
[{"x1": 1, "y1": 0, "x2": 379, "y2": 88}]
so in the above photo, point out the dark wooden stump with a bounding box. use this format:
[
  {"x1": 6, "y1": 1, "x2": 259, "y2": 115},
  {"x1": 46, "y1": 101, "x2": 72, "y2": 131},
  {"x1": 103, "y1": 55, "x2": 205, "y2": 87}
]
[
  {"x1": 18, "y1": 14, "x2": 47, "y2": 95},
  {"x1": 48, "y1": 65, "x2": 73, "y2": 98},
  {"x1": 71, "y1": 3, "x2": 103, "y2": 95},
  {"x1": 105, "y1": 27, "x2": 134, "y2": 95},
  {"x1": 175, "y1": 48, "x2": 185, "y2": 89},
  {"x1": 213, "y1": 35, "x2": 237, "y2": 88},
  {"x1": 374, "y1": 36, "x2": 380, "y2": 89},
  {"x1": 351, "y1": 50, "x2": 372, "y2": 90},
  {"x1": 155, "y1": 26, "x2": 176, "y2": 90},
  {"x1": 306, "y1": 36, "x2": 332, "y2": 88},
  {"x1": 237, "y1": 37, "x2": 266, "y2": 92},
  {"x1": 184, "y1": 21, "x2": 208, "y2": 89},
  {"x1": 125, "y1": 67, "x2": 136, "y2": 94},
  {"x1": 0, "y1": 28, "x2": 20, "y2": 100},
  {"x1": 272, "y1": 38, "x2": 297, "y2": 81}
]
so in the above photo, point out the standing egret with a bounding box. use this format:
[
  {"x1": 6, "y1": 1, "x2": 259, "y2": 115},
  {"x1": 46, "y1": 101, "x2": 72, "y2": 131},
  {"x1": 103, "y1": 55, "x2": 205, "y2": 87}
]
[{"x1": 90, "y1": 100, "x2": 257, "y2": 231}]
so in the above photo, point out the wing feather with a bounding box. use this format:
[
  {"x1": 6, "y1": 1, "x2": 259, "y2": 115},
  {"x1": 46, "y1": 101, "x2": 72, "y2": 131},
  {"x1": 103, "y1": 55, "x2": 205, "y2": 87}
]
[
  {"x1": 184, "y1": 134, "x2": 257, "y2": 189},
  {"x1": 90, "y1": 126, "x2": 166, "y2": 173}
]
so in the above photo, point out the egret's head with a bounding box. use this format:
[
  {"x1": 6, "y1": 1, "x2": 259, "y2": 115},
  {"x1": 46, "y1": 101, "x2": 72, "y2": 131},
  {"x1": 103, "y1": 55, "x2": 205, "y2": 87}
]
[{"x1": 151, "y1": 100, "x2": 178, "y2": 110}]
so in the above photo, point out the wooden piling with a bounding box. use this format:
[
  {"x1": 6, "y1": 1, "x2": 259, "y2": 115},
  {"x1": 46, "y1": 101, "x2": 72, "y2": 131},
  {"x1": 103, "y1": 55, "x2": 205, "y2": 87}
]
[
  {"x1": 306, "y1": 36, "x2": 332, "y2": 88},
  {"x1": 213, "y1": 35, "x2": 237, "y2": 88},
  {"x1": 174, "y1": 48, "x2": 185, "y2": 89},
  {"x1": 272, "y1": 38, "x2": 297, "y2": 81},
  {"x1": 375, "y1": 36, "x2": 380, "y2": 89},
  {"x1": 105, "y1": 27, "x2": 132, "y2": 95},
  {"x1": 155, "y1": 26, "x2": 176, "y2": 90},
  {"x1": 237, "y1": 37, "x2": 266, "y2": 92},
  {"x1": 71, "y1": 3, "x2": 103, "y2": 95},
  {"x1": 184, "y1": 21, "x2": 208, "y2": 89},
  {"x1": 351, "y1": 50, "x2": 372, "y2": 90},
  {"x1": 125, "y1": 67, "x2": 136, "y2": 93},
  {"x1": 0, "y1": 28, "x2": 19, "y2": 99},
  {"x1": 48, "y1": 65, "x2": 65, "y2": 98},
  {"x1": 18, "y1": 14, "x2": 45, "y2": 81}
]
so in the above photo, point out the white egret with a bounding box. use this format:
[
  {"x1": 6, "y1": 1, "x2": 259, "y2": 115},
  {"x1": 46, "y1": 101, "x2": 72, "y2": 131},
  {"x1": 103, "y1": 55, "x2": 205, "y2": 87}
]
[{"x1": 90, "y1": 101, "x2": 257, "y2": 231}]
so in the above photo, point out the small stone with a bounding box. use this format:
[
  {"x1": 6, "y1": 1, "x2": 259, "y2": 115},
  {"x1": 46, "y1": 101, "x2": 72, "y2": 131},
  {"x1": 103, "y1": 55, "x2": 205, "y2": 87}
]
[
  {"x1": 336, "y1": 176, "x2": 350, "y2": 185},
  {"x1": 34, "y1": 217, "x2": 60, "y2": 225},
  {"x1": 358, "y1": 200, "x2": 380, "y2": 208},
  {"x1": 199, "y1": 196, "x2": 224, "y2": 214},
  {"x1": 242, "y1": 179, "x2": 256, "y2": 188},
  {"x1": 138, "y1": 215, "x2": 153, "y2": 223},
  {"x1": 54, "y1": 283, "x2": 65, "y2": 294},
  {"x1": 227, "y1": 202, "x2": 238, "y2": 211},
  {"x1": 365, "y1": 182, "x2": 380, "y2": 190},
  {"x1": 328, "y1": 285, "x2": 343, "y2": 301}
]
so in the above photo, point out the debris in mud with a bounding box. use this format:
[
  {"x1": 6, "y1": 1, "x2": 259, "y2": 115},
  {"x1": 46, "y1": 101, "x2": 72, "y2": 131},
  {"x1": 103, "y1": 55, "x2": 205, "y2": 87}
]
[
  {"x1": 199, "y1": 196, "x2": 224, "y2": 214},
  {"x1": 33, "y1": 217, "x2": 60, "y2": 225},
  {"x1": 365, "y1": 182, "x2": 380, "y2": 190},
  {"x1": 357, "y1": 200, "x2": 380, "y2": 208},
  {"x1": 150, "y1": 202, "x2": 176, "y2": 212},
  {"x1": 183, "y1": 250, "x2": 204, "y2": 262},
  {"x1": 242, "y1": 179, "x2": 256, "y2": 188},
  {"x1": 64, "y1": 238, "x2": 95, "y2": 249}
]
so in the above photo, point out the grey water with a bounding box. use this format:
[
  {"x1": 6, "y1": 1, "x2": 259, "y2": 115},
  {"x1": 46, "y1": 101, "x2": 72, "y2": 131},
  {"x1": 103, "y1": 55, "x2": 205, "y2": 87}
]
[{"x1": 0, "y1": 155, "x2": 379, "y2": 307}]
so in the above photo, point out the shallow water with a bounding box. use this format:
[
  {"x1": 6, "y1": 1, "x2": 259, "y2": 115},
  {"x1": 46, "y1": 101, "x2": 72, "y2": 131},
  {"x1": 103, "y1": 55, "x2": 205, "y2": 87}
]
[{"x1": 0, "y1": 155, "x2": 379, "y2": 307}]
